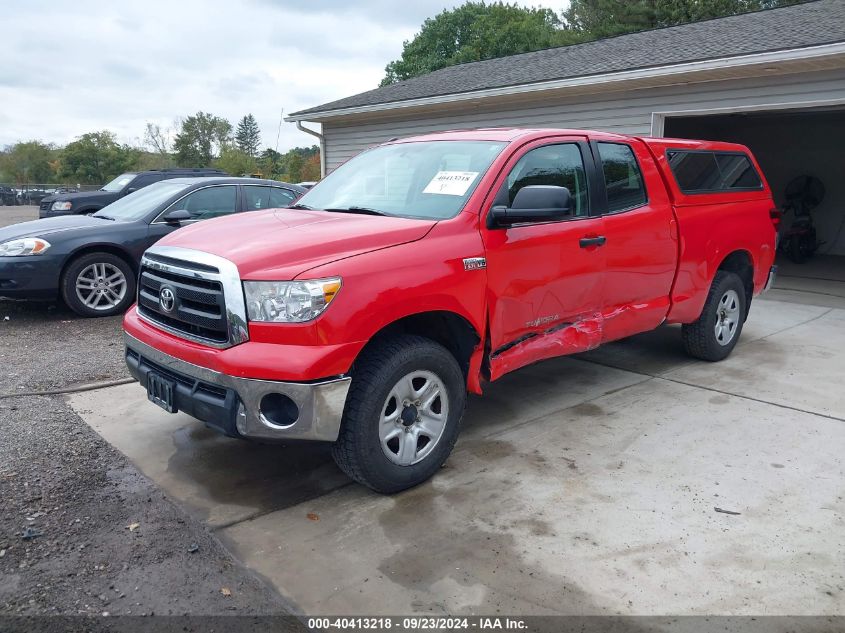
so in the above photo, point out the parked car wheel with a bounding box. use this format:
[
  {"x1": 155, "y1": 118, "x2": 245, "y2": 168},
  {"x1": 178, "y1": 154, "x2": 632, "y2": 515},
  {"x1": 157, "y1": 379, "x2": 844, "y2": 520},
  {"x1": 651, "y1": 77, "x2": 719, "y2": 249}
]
[
  {"x1": 682, "y1": 271, "x2": 746, "y2": 362},
  {"x1": 332, "y1": 335, "x2": 466, "y2": 493},
  {"x1": 61, "y1": 252, "x2": 136, "y2": 317}
]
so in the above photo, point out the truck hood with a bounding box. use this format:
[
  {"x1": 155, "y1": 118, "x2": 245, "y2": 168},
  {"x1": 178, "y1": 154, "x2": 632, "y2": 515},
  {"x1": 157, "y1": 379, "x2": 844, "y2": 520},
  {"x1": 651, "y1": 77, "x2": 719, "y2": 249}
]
[
  {"x1": 0, "y1": 215, "x2": 115, "y2": 242},
  {"x1": 41, "y1": 190, "x2": 111, "y2": 204},
  {"x1": 158, "y1": 208, "x2": 437, "y2": 278}
]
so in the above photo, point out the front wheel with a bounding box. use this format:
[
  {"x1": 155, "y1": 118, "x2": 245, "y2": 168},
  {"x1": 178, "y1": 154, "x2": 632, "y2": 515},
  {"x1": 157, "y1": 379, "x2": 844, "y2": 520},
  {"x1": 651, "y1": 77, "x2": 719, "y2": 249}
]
[
  {"x1": 332, "y1": 335, "x2": 466, "y2": 494},
  {"x1": 682, "y1": 271, "x2": 746, "y2": 362},
  {"x1": 61, "y1": 252, "x2": 136, "y2": 317}
]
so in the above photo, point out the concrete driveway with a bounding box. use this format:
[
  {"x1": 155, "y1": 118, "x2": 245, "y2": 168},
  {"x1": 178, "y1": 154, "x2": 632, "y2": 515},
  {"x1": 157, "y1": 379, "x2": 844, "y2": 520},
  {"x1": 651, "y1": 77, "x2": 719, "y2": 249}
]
[{"x1": 68, "y1": 296, "x2": 845, "y2": 616}]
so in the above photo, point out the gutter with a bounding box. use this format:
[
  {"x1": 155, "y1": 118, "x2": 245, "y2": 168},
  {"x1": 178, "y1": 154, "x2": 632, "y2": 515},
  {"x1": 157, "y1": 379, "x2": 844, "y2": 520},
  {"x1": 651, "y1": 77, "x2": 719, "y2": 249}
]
[
  {"x1": 285, "y1": 41, "x2": 845, "y2": 123},
  {"x1": 294, "y1": 121, "x2": 326, "y2": 178}
]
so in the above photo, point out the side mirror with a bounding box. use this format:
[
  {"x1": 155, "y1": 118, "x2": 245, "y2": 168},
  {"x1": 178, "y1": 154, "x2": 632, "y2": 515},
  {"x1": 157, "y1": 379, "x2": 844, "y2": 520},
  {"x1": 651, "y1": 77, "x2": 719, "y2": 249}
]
[
  {"x1": 125, "y1": 187, "x2": 138, "y2": 195},
  {"x1": 491, "y1": 185, "x2": 572, "y2": 225},
  {"x1": 163, "y1": 209, "x2": 191, "y2": 225}
]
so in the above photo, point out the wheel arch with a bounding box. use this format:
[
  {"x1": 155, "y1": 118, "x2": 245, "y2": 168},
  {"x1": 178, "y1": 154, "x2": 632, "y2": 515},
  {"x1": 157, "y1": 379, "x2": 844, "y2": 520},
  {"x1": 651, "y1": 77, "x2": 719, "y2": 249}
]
[
  {"x1": 60, "y1": 243, "x2": 138, "y2": 284},
  {"x1": 716, "y1": 249, "x2": 754, "y2": 318},
  {"x1": 353, "y1": 310, "x2": 482, "y2": 386}
]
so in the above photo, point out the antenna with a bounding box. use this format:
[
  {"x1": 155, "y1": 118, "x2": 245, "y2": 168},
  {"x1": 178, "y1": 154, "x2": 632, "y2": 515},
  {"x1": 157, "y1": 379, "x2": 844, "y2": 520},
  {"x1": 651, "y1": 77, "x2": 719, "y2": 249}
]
[{"x1": 274, "y1": 107, "x2": 284, "y2": 154}]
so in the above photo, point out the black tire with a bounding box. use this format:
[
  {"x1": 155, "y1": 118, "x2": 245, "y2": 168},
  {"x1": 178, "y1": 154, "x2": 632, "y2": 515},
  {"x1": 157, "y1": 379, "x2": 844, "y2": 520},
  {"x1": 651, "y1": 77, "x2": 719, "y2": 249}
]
[
  {"x1": 332, "y1": 335, "x2": 466, "y2": 494},
  {"x1": 682, "y1": 271, "x2": 746, "y2": 362},
  {"x1": 61, "y1": 252, "x2": 136, "y2": 317}
]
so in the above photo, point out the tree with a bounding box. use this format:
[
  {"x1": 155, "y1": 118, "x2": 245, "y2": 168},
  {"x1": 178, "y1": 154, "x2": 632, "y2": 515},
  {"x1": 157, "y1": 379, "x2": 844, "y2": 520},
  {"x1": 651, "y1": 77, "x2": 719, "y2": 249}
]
[
  {"x1": 143, "y1": 122, "x2": 172, "y2": 157},
  {"x1": 285, "y1": 152, "x2": 305, "y2": 183},
  {"x1": 140, "y1": 122, "x2": 176, "y2": 169},
  {"x1": 256, "y1": 145, "x2": 319, "y2": 181},
  {"x1": 59, "y1": 132, "x2": 139, "y2": 184},
  {"x1": 381, "y1": 2, "x2": 578, "y2": 85},
  {"x1": 563, "y1": 0, "x2": 805, "y2": 39},
  {"x1": 235, "y1": 114, "x2": 261, "y2": 157},
  {"x1": 0, "y1": 141, "x2": 58, "y2": 183},
  {"x1": 300, "y1": 153, "x2": 321, "y2": 181},
  {"x1": 214, "y1": 145, "x2": 257, "y2": 176},
  {"x1": 172, "y1": 112, "x2": 232, "y2": 167},
  {"x1": 259, "y1": 148, "x2": 283, "y2": 179}
]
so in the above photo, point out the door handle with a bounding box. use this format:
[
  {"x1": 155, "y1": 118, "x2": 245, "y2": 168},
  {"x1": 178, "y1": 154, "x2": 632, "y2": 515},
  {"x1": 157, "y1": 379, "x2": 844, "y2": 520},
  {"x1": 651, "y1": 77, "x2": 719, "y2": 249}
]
[{"x1": 579, "y1": 236, "x2": 607, "y2": 248}]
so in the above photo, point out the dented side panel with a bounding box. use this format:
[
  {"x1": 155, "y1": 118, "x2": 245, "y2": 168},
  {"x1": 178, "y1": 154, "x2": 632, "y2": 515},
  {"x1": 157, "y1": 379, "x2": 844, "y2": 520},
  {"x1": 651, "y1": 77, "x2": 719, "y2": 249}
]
[{"x1": 488, "y1": 313, "x2": 603, "y2": 380}]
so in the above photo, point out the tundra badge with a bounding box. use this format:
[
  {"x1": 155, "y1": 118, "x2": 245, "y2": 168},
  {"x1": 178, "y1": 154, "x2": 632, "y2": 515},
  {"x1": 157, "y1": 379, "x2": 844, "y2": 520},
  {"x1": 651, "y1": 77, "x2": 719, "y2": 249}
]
[{"x1": 463, "y1": 257, "x2": 486, "y2": 271}]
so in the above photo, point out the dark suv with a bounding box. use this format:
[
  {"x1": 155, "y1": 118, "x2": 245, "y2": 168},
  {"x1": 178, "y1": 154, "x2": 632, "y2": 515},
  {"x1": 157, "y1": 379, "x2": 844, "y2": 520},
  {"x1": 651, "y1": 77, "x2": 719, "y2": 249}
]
[
  {"x1": 38, "y1": 168, "x2": 226, "y2": 218},
  {"x1": 0, "y1": 186, "x2": 17, "y2": 206}
]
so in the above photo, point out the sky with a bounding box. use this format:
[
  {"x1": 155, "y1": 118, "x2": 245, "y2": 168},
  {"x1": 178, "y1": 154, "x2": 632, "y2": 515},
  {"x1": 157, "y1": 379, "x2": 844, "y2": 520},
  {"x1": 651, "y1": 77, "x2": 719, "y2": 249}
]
[{"x1": 0, "y1": 0, "x2": 567, "y2": 154}]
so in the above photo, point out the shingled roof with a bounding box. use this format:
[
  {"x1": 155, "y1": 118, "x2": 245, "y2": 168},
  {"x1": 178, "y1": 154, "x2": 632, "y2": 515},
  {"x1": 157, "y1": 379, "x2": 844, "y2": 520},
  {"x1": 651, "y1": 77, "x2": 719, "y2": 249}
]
[{"x1": 291, "y1": 0, "x2": 845, "y2": 118}]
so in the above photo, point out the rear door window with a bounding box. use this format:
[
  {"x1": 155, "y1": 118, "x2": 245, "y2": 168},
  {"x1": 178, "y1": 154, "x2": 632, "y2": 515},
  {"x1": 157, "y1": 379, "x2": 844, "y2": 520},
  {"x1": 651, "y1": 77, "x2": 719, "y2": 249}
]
[
  {"x1": 667, "y1": 151, "x2": 762, "y2": 193},
  {"x1": 170, "y1": 185, "x2": 238, "y2": 220},
  {"x1": 243, "y1": 185, "x2": 271, "y2": 210},
  {"x1": 269, "y1": 187, "x2": 298, "y2": 207},
  {"x1": 596, "y1": 142, "x2": 647, "y2": 212}
]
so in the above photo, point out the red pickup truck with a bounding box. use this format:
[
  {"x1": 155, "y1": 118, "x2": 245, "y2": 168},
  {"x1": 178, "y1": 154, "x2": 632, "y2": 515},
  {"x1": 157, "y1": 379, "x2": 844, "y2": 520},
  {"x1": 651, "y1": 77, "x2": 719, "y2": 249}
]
[{"x1": 123, "y1": 128, "x2": 777, "y2": 493}]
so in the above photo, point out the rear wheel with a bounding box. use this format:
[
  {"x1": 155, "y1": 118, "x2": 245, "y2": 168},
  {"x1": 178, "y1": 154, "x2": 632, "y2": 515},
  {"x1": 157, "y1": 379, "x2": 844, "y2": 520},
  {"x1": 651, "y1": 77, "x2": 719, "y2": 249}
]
[
  {"x1": 332, "y1": 335, "x2": 466, "y2": 494},
  {"x1": 61, "y1": 252, "x2": 135, "y2": 317},
  {"x1": 682, "y1": 271, "x2": 746, "y2": 362}
]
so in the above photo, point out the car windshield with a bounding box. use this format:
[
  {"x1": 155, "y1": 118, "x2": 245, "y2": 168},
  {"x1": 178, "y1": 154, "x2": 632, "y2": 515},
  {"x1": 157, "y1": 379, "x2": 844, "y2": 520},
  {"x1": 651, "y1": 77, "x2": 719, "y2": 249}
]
[
  {"x1": 100, "y1": 173, "x2": 137, "y2": 192},
  {"x1": 294, "y1": 140, "x2": 507, "y2": 220},
  {"x1": 93, "y1": 181, "x2": 192, "y2": 222}
]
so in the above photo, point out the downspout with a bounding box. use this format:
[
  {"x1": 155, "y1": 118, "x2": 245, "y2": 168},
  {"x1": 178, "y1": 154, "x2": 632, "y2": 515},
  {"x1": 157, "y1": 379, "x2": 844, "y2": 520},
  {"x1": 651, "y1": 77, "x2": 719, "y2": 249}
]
[{"x1": 295, "y1": 121, "x2": 326, "y2": 179}]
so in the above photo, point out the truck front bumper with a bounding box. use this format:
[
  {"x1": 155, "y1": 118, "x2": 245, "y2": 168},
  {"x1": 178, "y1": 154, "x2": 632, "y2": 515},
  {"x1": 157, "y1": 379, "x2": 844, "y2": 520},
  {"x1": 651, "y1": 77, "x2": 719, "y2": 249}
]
[{"x1": 124, "y1": 333, "x2": 351, "y2": 442}]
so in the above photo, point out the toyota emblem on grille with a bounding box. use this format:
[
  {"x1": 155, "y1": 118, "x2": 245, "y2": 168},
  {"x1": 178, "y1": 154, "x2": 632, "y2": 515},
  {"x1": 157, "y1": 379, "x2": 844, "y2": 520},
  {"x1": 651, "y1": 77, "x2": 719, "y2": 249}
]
[{"x1": 159, "y1": 286, "x2": 176, "y2": 313}]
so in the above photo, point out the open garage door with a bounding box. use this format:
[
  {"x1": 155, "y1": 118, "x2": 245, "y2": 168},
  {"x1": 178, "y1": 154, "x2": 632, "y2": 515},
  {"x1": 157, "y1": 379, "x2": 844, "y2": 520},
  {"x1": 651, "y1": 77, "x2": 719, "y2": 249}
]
[{"x1": 663, "y1": 107, "x2": 845, "y2": 305}]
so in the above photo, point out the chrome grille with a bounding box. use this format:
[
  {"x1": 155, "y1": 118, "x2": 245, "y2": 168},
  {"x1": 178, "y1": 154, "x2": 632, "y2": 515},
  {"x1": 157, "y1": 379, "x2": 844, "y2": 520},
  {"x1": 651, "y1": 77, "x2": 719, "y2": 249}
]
[{"x1": 136, "y1": 246, "x2": 249, "y2": 348}]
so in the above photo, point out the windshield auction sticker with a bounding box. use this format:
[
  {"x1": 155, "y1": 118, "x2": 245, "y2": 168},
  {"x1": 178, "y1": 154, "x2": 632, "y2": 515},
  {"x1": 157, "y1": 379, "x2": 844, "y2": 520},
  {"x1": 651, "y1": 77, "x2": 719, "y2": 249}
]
[{"x1": 423, "y1": 171, "x2": 479, "y2": 196}]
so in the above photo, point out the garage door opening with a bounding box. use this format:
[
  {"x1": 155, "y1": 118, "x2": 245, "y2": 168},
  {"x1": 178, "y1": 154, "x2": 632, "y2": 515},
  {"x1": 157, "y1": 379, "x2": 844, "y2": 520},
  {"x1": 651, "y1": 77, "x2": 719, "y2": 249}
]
[{"x1": 663, "y1": 108, "x2": 845, "y2": 305}]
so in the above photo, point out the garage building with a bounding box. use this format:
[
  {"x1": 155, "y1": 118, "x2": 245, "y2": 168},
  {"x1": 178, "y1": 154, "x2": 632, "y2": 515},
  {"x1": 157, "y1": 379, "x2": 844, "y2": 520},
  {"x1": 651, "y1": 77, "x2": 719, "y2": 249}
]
[{"x1": 289, "y1": 0, "x2": 845, "y2": 270}]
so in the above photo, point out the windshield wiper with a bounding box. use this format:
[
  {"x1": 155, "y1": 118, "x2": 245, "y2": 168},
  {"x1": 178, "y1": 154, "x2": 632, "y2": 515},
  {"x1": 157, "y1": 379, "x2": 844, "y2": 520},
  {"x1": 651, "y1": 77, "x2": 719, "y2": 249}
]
[
  {"x1": 323, "y1": 206, "x2": 387, "y2": 217},
  {"x1": 93, "y1": 214, "x2": 115, "y2": 221},
  {"x1": 288, "y1": 203, "x2": 313, "y2": 210}
]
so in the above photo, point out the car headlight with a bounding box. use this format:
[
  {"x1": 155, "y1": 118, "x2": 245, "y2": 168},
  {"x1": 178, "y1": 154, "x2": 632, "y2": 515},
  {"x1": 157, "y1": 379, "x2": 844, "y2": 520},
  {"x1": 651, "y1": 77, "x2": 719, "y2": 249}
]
[
  {"x1": 243, "y1": 278, "x2": 342, "y2": 323},
  {"x1": 0, "y1": 238, "x2": 51, "y2": 257},
  {"x1": 51, "y1": 201, "x2": 72, "y2": 211}
]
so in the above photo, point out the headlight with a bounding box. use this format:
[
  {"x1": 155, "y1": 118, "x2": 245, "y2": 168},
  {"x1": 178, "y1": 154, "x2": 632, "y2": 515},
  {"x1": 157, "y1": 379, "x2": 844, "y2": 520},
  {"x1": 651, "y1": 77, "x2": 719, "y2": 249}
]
[
  {"x1": 51, "y1": 201, "x2": 72, "y2": 211},
  {"x1": 0, "y1": 238, "x2": 51, "y2": 257},
  {"x1": 244, "y1": 278, "x2": 342, "y2": 323}
]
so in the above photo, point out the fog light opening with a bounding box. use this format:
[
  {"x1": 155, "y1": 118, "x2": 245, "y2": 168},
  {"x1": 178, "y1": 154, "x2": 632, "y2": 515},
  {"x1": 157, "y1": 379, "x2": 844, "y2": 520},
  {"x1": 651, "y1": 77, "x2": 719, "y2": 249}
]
[{"x1": 259, "y1": 393, "x2": 299, "y2": 429}]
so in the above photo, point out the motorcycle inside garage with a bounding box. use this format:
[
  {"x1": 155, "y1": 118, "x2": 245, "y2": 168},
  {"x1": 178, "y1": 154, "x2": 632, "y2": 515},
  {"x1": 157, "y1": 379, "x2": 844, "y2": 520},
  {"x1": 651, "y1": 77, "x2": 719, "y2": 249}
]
[{"x1": 664, "y1": 107, "x2": 845, "y2": 308}]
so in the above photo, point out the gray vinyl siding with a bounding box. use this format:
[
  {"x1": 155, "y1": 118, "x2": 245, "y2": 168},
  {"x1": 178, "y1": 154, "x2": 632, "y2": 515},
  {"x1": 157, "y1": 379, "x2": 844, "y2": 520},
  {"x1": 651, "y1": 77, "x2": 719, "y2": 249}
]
[{"x1": 321, "y1": 69, "x2": 845, "y2": 172}]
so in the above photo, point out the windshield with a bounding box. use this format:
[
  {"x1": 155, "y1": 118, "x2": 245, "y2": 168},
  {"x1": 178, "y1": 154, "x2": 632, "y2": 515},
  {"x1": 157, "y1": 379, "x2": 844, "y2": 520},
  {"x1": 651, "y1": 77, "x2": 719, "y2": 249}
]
[
  {"x1": 93, "y1": 181, "x2": 191, "y2": 222},
  {"x1": 295, "y1": 140, "x2": 506, "y2": 220},
  {"x1": 100, "y1": 173, "x2": 137, "y2": 192}
]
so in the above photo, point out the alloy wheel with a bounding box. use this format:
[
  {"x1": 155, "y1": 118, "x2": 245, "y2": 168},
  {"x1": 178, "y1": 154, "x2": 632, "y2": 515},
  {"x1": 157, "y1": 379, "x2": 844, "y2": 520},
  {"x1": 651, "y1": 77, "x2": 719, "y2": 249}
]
[{"x1": 75, "y1": 262, "x2": 128, "y2": 311}]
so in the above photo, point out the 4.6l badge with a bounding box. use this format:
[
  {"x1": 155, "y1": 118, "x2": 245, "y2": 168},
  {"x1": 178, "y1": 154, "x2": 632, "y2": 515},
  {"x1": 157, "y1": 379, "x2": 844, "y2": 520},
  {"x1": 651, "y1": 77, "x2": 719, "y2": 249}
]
[{"x1": 463, "y1": 257, "x2": 486, "y2": 271}]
